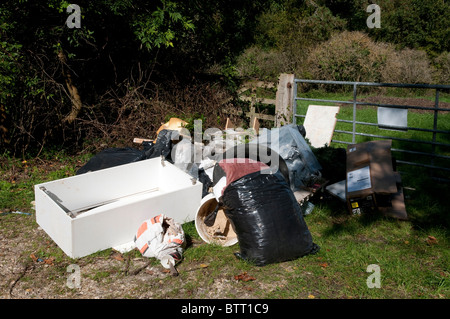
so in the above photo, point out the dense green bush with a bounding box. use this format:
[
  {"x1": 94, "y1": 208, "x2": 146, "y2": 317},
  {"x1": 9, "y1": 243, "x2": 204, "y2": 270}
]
[
  {"x1": 381, "y1": 48, "x2": 434, "y2": 84},
  {"x1": 234, "y1": 0, "x2": 449, "y2": 85},
  {"x1": 302, "y1": 31, "x2": 438, "y2": 87},
  {"x1": 304, "y1": 31, "x2": 388, "y2": 84},
  {"x1": 433, "y1": 52, "x2": 450, "y2": 85},
  {"x1": 324, "y1": 0, "x2": 450, "y2": 58},
  {"x1": 240, "y1": 30, "x2": 439, "y2": 88},
  {"x1": 235, "y1": 46, "x2": 290, "y2": 81},
  {"x1": 368, "y1": 0, "x2": 450, "y2": 58},
  {"x1": 253, "y1": 1, "x2": 346, "y2": 77}
]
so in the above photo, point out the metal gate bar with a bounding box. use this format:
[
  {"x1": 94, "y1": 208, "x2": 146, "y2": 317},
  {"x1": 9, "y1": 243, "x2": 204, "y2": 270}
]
[{"x1": 292, "y1": 79, "x2": 450, "y2": 180}]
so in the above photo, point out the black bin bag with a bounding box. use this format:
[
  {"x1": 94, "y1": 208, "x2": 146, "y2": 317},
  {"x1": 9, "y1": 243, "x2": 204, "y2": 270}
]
[
  {"x1": 222, "y1": 170, "x2": 319, "y2": 266},
  {"x1": 76, "y1": 129, "x2": 176, "y2": 175},
  {"x1": 76, "y1": 147, "x2": 146, "y2": 175}
]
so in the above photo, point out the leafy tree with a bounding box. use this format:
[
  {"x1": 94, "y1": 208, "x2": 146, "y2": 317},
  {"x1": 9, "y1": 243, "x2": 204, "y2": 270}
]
[
  {"x1": 0, "y1": 0, "x2": 269, "y2": 155},
  {"x1": 323, "y1": 0, "x2": 450, "y2": 57},
  {"x1": 370, "y1": 0, "x2": 450, "y2": 57},
  {"x1": 255, "y1": 0, "x2": 347, "y2": 50},
  {"x1": 0, "y1": 0, "x2": 197, "y2": 154},
  {"x1": 321, "y1": 0, "x2": 367, "y2": 31}
]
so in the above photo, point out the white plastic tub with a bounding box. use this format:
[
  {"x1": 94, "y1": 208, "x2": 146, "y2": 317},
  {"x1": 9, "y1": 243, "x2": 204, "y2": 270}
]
[
  {"x1": 195, "y1": 194, "x2": 238, "y2": 247},
  {"x1": 34, "y1": 158, "x2": 202, "y2": 258}
]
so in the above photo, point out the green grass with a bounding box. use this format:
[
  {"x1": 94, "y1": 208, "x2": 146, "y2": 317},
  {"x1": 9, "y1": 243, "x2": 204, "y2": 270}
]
[{"x1": 0, "y1": 114, "x2": 449, "y2": 299}]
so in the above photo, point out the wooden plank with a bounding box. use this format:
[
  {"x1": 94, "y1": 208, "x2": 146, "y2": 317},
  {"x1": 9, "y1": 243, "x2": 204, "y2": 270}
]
[
  {"x1": 251, "y1": 117, "x2": 260, "y2": 135},
  {"x1": 133, "y1": 138, "x2": 153, "y2": 144},
  {"x1": 222, "y1": 108, "x2": 243, "y2": 116},
  {"x1": 260, "y1": 99, "x2": 276, "y2": 105},
  {"x1": 241, "y1": 80, "x2": 276, "y2": 89},
  {"x1": 225, "y1": 118, "x2": 235, "y2": 130},
  {"x1": 245, "y1": 106, "x2": 275, "y2": 122},
  {"x1": 246, "y1": 113, "x2": 275, "y2": 121},
  {"x1": 275, "y1": 74, "x2": 295, "y2": 127},
  {"x1": 238, "y1": 96, "x2": 276, "y2": 105}
]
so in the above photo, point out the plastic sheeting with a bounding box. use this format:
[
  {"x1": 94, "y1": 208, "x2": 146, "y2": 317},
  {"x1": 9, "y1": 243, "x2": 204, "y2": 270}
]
[
  {"x1": 76, "y1": 129, "x2": 175, "y2": 175},
  {"x1": 251, "y1": 124, "x2": 322, "y2": 191},
  {"x1": 76, "y1": 147, "x2": 147, "y2": 175}
]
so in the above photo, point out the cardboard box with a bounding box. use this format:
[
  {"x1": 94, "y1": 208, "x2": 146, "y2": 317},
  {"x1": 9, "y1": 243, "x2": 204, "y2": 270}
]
[
  {"x1": 34, "y1": 158, "x2": 203, "y2": 258},
  {"x1": 345, "y1": 140, "x2": 407, "y2": 219}
]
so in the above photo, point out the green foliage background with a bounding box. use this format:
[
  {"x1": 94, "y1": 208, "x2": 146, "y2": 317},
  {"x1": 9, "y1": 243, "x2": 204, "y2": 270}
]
[{"x1": 0, "y1": 0, "x2": 449, "y2": 156}]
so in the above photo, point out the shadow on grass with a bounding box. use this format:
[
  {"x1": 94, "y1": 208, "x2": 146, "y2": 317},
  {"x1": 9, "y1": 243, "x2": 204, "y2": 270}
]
[
  {"x1": 314, "y1": 177, "x2": 449, "y2": 240},
  {"x1": 402, "y1": 177, "x2": 450, "y2": 231},
  {"x1": 310, "y1": 193, "x2": 387, "y2": 239},
  {"x1": 312, "y1": 144, "x2": 449, "y2": 240}
]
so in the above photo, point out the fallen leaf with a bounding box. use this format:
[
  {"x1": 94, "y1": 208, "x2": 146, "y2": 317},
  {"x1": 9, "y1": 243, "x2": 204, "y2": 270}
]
[
  {"x1": 426, "y1": 236, "x2": 438, "y2": 245},
  {"x1": 200, "y1": 263, "x2": 209, "y2": 268},
  {"x1": 44, "y1": 258, "x2": 54, "y2": 265},
  {"x1": 30, "y1": 254, "x2": 38, "y2": 262},
  {"x1": 319, "y1": 262, "x2": 328, "y2": 268},
  {"x1": 112, "y1": 253, "x2": 124, "y2": 261},
  {"x1": 308, "y1": 294, "x2": 315, "y2": 299},
  {"x1": 234, "y1": 272, "x2": 256, "y2": 282}
]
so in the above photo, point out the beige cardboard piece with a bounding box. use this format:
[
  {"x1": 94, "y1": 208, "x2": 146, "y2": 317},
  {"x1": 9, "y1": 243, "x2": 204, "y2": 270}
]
[{"x1": 346, "y1": 140, "x2": 407, "y2": 220}]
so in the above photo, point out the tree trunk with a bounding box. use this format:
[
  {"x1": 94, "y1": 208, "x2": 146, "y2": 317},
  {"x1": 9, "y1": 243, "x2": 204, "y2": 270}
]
[{"x1": 58, "y1": 50, "x2": 82, "y2": 124}]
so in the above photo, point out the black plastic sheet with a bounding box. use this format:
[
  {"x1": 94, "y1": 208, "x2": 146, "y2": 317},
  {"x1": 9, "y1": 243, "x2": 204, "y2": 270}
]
[
  {"x1": 76, "y1": 129, "x2": 175, "y2": 175},
  {"x1": 76, "y1": 147, "x2": 147, "y2": 175},
  {"x1": 142, "y1": 129, "x2": 174, "y2": 161}
]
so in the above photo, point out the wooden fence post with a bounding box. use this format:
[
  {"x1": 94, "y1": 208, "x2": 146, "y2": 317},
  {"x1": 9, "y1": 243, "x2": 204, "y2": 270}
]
[{"x1": 275, "y1": 74, "x2": 295, "y2": 127}]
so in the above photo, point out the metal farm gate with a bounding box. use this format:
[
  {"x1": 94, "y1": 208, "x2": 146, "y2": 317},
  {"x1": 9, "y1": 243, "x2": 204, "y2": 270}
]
[{"x1": 292, "y1": 79, "x2": 450, "y2": 182}]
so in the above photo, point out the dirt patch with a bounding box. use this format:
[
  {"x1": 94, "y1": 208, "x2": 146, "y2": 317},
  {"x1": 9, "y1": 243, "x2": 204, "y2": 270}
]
[{"x1": 0, "y1": 213, "x2": 258, "y2": 299}]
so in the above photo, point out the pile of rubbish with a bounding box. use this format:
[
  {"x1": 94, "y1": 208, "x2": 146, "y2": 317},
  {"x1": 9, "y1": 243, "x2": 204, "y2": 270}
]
[
  {"x1": 73, "y1": 119, "x2": 324, "y2": 269},
  {"x1": 36, "y1": 116, "x2": 407, "y2": 274}
]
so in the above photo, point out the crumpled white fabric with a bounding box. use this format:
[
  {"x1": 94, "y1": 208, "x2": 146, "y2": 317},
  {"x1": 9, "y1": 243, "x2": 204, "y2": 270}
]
[{"x1": 134, "y1": 214, "x2": 185, "y2": 266}]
